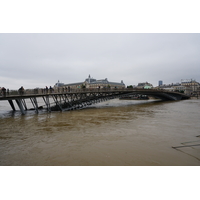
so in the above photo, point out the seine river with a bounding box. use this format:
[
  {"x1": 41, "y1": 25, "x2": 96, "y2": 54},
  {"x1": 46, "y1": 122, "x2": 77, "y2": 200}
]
[{"x1": 0, "y1": 98, "x2": 200, "y2": 166}]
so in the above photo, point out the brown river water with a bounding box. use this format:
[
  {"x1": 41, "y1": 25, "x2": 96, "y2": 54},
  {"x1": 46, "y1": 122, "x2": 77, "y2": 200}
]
[{"x1": 0, "y1": 98, "x2": 200, "y2": 166}]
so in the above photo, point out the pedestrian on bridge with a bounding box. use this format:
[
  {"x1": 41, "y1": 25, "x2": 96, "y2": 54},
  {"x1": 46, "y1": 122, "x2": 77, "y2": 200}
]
[
  {"x1": 45, "y1": 86, "x2": 48, "y2": 94},
  {"x1": 18, "y1": 86, "x2": 24, "y2": 95},
  {"x1": 50, "y1": 86, "x2": 53, "y2": 93},
  {"x1": 1, "y1": 87, "x2": 6, "y2": 97}
]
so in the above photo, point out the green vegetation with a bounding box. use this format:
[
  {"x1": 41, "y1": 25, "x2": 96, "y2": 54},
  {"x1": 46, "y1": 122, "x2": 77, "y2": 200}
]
[{"x1": 127, "y1": 85, "x2": 133, "y2": 88}]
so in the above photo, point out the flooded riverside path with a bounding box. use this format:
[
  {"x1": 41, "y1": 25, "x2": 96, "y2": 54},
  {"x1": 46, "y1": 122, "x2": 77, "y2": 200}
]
[{"x1": 0, "y1": 98, "x2": 200, "y2": 166}]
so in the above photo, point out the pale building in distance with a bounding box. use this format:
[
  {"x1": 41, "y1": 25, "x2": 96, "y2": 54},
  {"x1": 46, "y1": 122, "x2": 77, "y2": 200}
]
[
  {"x1": 136, "y1": 82, "x2": 153, "y2": 89},
  {"x1": 54, "y1": 75, "x2": 125, "y2": 90}
]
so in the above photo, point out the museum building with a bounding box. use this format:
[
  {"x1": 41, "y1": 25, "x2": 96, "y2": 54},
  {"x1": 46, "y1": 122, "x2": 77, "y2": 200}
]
[{"x1": 54, "y1": 75, "x2": 125, "y2": 90}]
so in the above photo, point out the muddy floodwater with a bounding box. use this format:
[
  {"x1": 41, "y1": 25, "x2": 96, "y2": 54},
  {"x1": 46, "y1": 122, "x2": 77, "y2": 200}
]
[{"x1": 0, "y1": 98, "x2": 200, "y2": 166}]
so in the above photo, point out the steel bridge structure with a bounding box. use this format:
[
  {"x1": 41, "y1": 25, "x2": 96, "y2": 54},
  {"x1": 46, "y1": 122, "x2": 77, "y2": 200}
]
[{"x1": 0, "y1": 88, "x2": 190, "y2": 115}]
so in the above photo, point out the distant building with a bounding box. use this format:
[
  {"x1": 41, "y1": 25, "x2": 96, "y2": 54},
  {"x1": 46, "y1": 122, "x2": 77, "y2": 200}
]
[
  {"x1": 54, "y1": 75, "x2": 125, "y2": 90},
  {"x1": 137, "y1": 82, "x2": 153, "y2": 89},
  {"x1": 158, "y1": 80, "x2": 163, "y2": 86},
  {"x1": 156, "y1": 79, "x2": 200, "y2": 95},
  {"x1": 158, "y1": 82, "x2": 181, "y2": 89},
  {"x1": 54, "y1": 80, "x2": 64, "y2": 87},
  {"x1": 174, "y1": 85, "x2": 192, "y2": 95},
  {"x1": 84, "y1": 75, "x2": 125, "y2": 89},
  {"x1": 181, "y1": 79, "x2": 199, "y2": 92}
]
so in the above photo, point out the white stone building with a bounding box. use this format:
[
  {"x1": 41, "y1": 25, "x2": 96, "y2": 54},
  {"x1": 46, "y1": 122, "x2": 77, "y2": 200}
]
[{"x1": 54, "y1": 75, "x2": 125, "y2": 90}]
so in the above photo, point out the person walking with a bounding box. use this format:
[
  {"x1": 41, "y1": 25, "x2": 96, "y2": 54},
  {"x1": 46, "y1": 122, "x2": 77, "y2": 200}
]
[
  {"x1": 18, "y1": 86, "x2": 25, "y2": 95},
  {"x1": 2, "y1": 87, "x2": 6, "y2": 97},
  {"x1": 49, "y1": 86, "x2": 53, "y2": 93},
  {"x1": 45, "y1": 86, "x2": 48, "y2": 94}
]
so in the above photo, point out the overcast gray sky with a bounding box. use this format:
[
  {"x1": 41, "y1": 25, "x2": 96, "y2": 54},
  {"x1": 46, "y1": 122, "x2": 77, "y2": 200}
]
[{"x1": 0, "y1": 33, "x2": 200, "y2": 90}]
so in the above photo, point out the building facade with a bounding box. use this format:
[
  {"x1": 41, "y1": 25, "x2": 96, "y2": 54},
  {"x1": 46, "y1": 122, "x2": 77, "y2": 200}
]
[
  {"x1": 181, "y1": 79, "x2": 200, "y2": 93},
  {"x1": 54, "y1": 75, "x2": 125, "y2": 91},
  {"x1": 136, "y1": 82, "x2": 153, "y2": 89},
  {"x1": 158, "y1": 80, "x2": 163, "y2": 86},
  {"x1": 156, "y1": 79, "x2": 200, "y2": 96},
  {"x1": 54, "y1": 80, "x2": 64, "y2": 87}
]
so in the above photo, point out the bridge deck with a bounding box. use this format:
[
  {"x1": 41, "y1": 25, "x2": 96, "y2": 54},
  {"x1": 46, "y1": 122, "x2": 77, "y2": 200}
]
[
  {"x1": 0, "y1": 88, "x2": 190, "y2": 99},
  {"x1": 0, "y1": 89, "x2": 190, "y2": 114}
]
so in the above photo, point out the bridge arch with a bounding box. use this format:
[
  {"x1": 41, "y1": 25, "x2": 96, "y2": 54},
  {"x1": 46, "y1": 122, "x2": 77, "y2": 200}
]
[
  {"x1": 50, "y1": 89, "x2": 190, "y2": 111},
  {"x1": 0, "y1": 88, "x2": 190, "y2": 114}
]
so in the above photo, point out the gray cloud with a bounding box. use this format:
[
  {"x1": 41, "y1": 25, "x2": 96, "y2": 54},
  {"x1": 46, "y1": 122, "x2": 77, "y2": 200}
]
[{"x1": 0, "y1": 33, "x2": 200, "y2": 89}]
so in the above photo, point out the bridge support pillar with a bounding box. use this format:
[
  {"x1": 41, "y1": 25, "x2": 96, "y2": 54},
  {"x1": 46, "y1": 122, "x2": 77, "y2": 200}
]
[
  {"x1": 8, "y1": 100, "x2": 16, "y2": 111},
  {"x1": 30, "y1": 97, "x2": 39, "y2": 114},
  {"x1": 52, "y1": 95, "x2": 63, "y2": 111},
  {"x1": 21, "y1": 99, "x2": 28, "y2": 110},
  {"x1": 42, "y1": 96, "x2": 51, "y2": 112},
  {"x1": 15, "y1": 99, "x2": 26, "y2": 115}
]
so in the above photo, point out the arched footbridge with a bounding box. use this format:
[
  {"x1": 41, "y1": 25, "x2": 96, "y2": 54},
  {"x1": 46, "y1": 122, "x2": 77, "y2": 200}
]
[{"x1": 0, "y1": 88, "x2": 190, "y2": 114}]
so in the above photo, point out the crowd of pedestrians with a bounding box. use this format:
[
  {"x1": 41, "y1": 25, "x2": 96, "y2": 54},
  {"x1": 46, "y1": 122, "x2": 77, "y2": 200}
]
[
  {"x1": 41, "y1": 86, "x2": 54, "y2": 94},
  {"x1": 1, "y1": 85, "x2": 72, "y2": 97},
  {"x1": 41, "y1": 86, "x2": 71, "y2": 94},
  {"x1": 0, "y1": 86, "x2": 25, "y2": 96}
]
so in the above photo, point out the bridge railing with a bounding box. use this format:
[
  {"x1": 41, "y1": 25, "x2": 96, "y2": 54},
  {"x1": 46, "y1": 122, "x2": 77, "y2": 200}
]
[
  {"x1": 1, "y1": 87, "x2": 129, "y2": 96},
  {"x1": 1, "y1": 87, "x2": 191, "y2": 98}
]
